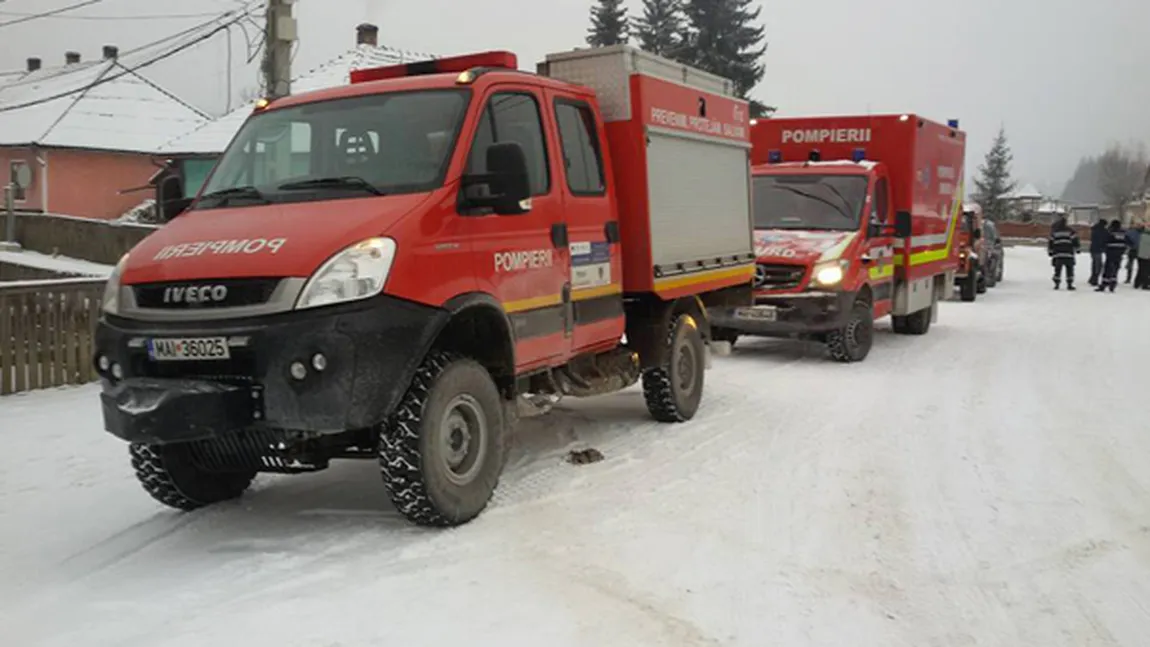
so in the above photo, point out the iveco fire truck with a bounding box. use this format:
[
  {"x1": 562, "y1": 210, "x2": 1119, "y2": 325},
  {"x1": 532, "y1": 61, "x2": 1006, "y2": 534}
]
[
  {"x1": 94, "y1": 46, "x2": 755, "y2": 526},
  {"x1": 711, "y1": 114, "x2": 967, "y2": 362}
]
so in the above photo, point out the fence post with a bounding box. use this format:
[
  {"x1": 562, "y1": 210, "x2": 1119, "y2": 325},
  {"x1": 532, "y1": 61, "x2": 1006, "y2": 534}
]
[{"x1": 3, "y1": 183, "x2": 14, "y2": 246}]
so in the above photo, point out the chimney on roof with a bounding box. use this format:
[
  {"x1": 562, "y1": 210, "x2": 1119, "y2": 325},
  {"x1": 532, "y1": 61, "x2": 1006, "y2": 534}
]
[
  {"x1": 356, "y1": 23, "x2": 379, "y2": 47},
  {"x1": 65, "y1": 51, "x2": 81, "y2": 64},
  {"x1": 26, "y1": 57, "x2": 41, "y2": 72},
  {"x1": 102, "y1": 45, "x2": 118, "y2": 60}
]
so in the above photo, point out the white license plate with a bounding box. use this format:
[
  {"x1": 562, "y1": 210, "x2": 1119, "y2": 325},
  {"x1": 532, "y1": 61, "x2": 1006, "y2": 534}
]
[
  {"x1": 735, "y1": 306, "x2": 778, "y2": 322},
  {"x1": 148, "y1": 337, "x2": 231, "y2": 361}
]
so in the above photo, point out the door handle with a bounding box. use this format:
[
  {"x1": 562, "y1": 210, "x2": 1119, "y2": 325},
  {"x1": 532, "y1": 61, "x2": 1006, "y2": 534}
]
[{"x1": 551, "y1": 223, "x2": 569, "y2": 249}]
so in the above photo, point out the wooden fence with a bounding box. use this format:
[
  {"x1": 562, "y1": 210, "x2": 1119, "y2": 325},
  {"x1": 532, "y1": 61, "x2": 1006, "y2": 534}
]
[{"x1": 1, "y1": 278, "x2": 106, "y2": 395}]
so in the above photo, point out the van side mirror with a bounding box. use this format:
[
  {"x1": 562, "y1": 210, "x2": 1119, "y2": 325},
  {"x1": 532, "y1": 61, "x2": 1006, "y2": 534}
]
[
  {"x1": 893, "y1": 210, "x2": 912, "y2": 238},
  {"x1": 461, "y1": 142, "x2": 532, "y2": 216},
  {"x1": 164, "y1": 196, "x2": 194, "y2": 220}
]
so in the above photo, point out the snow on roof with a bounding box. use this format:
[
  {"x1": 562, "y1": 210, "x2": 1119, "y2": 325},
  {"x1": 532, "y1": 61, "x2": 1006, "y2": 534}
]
[
  {"x1": 1007, "y1": 183, "x2": 1044, "y2": 200},
  {"x1": 1037, "y1": 201, "x2": 1068, "y2": 214},
  {"x1": 0, "y1": 248, "x2": 113, "y2": 277},
  {"x1": 0, "y1": 58, "x2": 208, "y2": 153},
  {"x1": 159, "y1": 44, "x2": 435, "y2": 155}
]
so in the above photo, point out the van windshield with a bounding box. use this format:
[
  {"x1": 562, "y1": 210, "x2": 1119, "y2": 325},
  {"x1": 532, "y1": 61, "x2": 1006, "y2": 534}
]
[
  {"x1": 752, "y1": 174, "x2": 868, "y2": 231},
  {"x1": 197, "y1": 89, "x2": 470, "y2": 209}
]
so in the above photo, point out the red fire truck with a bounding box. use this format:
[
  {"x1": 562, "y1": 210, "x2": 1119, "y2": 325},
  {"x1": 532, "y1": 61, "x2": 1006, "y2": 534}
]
[
  {"x1": 94, "y1": 46, "x2": 755, "y2": 526},
  {"x1": 710, "y1": 114, "x2": 966, "y2": 362}
]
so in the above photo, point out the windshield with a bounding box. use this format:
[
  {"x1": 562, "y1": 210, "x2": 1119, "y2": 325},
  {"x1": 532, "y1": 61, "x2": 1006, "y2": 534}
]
[
  {"x1": 752, "y1": 174, "x2": 868, "y2": 231},
  {"x1": 197, "y1": 89, "x2": 470, "y2": 209}
]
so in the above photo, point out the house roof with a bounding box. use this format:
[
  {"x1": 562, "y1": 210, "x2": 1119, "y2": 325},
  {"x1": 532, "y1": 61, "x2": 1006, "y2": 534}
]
[
  {"x1": 1006, "y1": 183, "x2": 1044, "y2": 200},
  {"x1": 0, "y1": 58, "x2": 209, "y2": 154},
  {"x1": 158, "y1": 43, "x2": 434, "y2": 155}
]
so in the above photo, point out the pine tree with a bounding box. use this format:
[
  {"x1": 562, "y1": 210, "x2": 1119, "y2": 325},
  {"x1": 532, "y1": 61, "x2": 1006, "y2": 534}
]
[
  {"x1": 587, "y1": 0, "x2": 630, "y2": 48},
  {"x1": 973, "y1": 127, "x2": 1017, "y2": 222},
  {"x1": 680, "y1": 0, "x2": 767, "y2": 99},
  {"x1": 632, "y1": 0, "x2": 685, "y2": 58}
]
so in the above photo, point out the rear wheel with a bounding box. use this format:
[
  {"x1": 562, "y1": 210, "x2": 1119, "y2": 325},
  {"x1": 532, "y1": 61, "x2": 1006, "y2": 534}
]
[
  {"x1": 379, "y1": 352, "x2": 506, "y2": 527},
  {"x1": 827, "y1": 298, "x2": 874, "y2": 363},
  {"x1": 960, "y1": 266, "x2": 978, "y2": 302},
  {"x1": 129, "y1": 443, "x2": 256, "y2": 511},
  {"x1": 997, "y1": 258, "x2": 1005, "y2": 282},
  {"x1": 985, "y1": 262, "x2": 998, "y2": 288},
  {"x1": 892, "y1": 306, "x2": 932, "y2": 335},
  {"x1": 643, "y1": 313, "x2": 706, "y2": 423}
]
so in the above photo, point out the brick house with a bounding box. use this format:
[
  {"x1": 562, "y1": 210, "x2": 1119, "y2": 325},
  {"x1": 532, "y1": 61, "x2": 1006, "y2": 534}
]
[{"x1": 0, "y1": 47, "x2": 208, "y2": 220}]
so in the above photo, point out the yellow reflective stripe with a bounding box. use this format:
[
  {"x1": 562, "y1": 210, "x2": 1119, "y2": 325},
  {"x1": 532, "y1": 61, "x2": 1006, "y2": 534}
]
[
  {"x1": 572, "y1": 283, "x2": 622, "y2": 301},
  {"x1": 868, "y1": 264, "x2": 895, "y2": 279},
  {"x1": 654, "y1": 264, "x2": 755, "y2": 290},
  {"x1": 503, "y1": 293, "x2": 562, "y2": 313},
  {"x1": 894, "y1": 179, "x2": 965, "y2": 267}
]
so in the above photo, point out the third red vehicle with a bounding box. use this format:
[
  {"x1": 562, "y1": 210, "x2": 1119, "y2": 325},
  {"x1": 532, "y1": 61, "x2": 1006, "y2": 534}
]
[{"x1": 711, "y1": 113, "x2": 967, "y2": 361}]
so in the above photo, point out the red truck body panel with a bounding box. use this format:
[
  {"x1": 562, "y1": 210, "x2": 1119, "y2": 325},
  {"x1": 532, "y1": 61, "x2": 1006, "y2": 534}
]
[{"x1": 751, "y1": 114, "x2": 965, "y2": 281}]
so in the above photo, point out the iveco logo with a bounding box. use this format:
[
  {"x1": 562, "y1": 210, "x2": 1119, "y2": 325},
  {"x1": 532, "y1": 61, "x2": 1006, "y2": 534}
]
[{"x1": 163, "y1": 285, "x2": 229, "y2": 304}]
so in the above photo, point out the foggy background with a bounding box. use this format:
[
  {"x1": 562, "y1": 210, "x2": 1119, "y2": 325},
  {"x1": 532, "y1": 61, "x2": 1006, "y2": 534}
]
[{"x1": 1, "y1": 0, "x2": 1147, "y2": 196}]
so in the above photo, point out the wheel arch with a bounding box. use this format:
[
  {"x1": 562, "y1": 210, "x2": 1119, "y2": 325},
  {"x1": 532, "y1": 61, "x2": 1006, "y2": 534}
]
[{"x1": 434, "y1": 293, "x2": 516, "y2": 398}]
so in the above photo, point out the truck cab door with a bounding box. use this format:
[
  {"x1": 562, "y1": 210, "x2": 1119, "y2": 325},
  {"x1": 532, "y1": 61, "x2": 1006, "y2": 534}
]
[
  {"x1": 546, "y1": 90, "x2": 625, "y2": 354},
  {"x1": 864, "y1": 174, "x2": 896, "y2": 317},
  {"x1": 462, "y1": 86, "x2": 571, "y2": 373}
]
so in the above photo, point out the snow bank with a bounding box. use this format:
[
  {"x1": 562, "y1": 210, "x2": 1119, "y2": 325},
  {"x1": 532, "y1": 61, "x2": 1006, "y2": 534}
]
[{"x1": 0, "y1": 248, "x2": 113, "y2": 278}]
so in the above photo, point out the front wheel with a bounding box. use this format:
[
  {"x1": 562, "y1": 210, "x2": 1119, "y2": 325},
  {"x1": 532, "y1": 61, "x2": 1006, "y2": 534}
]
[
  {"x1": 985, "y1": 262, "x2": 998, "y2": 288},
  {"x1": 129, "y1": 443, "x2": 256, "y2": 511},
  {"x1": 960, "y1": 266, "x2": 978, "y2": 302},
  {"x1": 643, "y1": 313, "x2": 706, "y2": 423},
  {"x1": 997, "y1": 259, "x2": 1005, "y2": 282},
  {"x1": 826, "y1": 299, "x2": 874, "y2": 363},
  {"x1": 379, "y1": 352, "x2": 506, "y2": 527}
]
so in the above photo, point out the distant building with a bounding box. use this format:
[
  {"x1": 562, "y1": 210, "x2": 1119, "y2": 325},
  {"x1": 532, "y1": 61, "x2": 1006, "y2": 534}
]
[
  {"x1": 152, "y1": 24, "x2": 433, "y2": 221},
  {"x1": 0, "y1": 47, "x2": 208, "y2": 220}
]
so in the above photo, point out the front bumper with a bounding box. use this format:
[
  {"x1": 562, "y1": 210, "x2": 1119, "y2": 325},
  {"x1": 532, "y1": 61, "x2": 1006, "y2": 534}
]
[
  {"x1": 95, "y1": 294, "x2": 447, "y2": 445},
  {"x1": 710, "y1": 290, "x2": 854, "y2": 336}
]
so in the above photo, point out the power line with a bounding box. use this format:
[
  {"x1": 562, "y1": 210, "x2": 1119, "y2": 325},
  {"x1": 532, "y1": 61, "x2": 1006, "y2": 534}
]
[
  {"x1": 0, "y1": 9, "x2": 224, "y2": 21},
  {"x1": 0, "y1": 0, "x2": 105, "y2": 28},
  {"x1": 0, "y1": 8, "x2": 256, "y2": 113}
]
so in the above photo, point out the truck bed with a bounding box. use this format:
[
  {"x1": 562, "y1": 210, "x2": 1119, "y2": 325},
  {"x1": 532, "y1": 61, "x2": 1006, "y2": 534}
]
[{"x1": 541, "y1": 46, "x2": 756, "y2": 298}]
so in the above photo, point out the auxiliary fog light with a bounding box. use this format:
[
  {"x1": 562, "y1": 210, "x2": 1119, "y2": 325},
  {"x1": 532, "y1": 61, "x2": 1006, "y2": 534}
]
[
  {"x1": 111, "y1": 363, "x2": 123, "y2": 380},
  {"x1": 290, "y1": 362, "x2": 308, "y2": 381},
  {"x1": 312, "y1": 353, "x2": 328, "y2": 372},
  {"x1": 97, "y1": 355, "x2": 110, "y2": 372}
]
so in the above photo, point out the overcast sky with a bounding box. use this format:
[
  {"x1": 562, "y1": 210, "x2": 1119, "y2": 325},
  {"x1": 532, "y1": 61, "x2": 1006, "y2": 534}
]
[{"x1": 2, "y1": 0, "x2": 1147, "y2": 195}]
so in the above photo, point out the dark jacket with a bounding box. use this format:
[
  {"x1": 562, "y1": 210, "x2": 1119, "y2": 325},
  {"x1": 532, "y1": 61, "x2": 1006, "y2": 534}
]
[
  {"x1": 1090, "y1": 221, "x2": 1110, "y2": 253},
  {"x1": 1105, "y1": 230, "x2": 1129, "y2": 259},
  {"x1": 1126, "y1": 228, "x2": 1142, "y2": 253},
  {"x1": 1048, "y1": 225, "x2": 1080, "y2": 260}
]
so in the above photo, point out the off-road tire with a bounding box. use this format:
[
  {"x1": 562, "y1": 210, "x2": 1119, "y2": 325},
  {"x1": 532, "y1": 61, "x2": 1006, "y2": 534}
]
[
  {"x1": 892, "y1": 306, "x2": 932, "y2": 336},
  {"x1": 960, "y1": 266, "x2": 978, "y2": 302},
  {"x1": 710, "y1": 326, "x2": 739, "y2": 348},
  {"x1": 827, "y1": 298, "x2": 874, "y2": 363},
  {"x1": 129, "y1": 443, "x2": 256, "y2": 511},
  {"x1": 997, "y1": 260, "x2": 1005, "y2": 283},
  {"x1": 985, "y1": 263, "x2": 998, "y2": 289},
  {"x1": 977, "y1": 271, "x2": 988, "y2": 294},
  {"x1": 643, "y1": 313, "x2": 706, "y2": 423},
  {"x1": 379, "y1": 352, "x2": 506, "y2": 527}
]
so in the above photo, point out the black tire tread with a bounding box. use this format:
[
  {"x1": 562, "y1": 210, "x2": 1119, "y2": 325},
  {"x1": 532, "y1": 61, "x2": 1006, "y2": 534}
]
[
  {"x1": 643, "y1": 314, "x2": 704, "y2": 423},
  {"x1": 129, "y1": 443, "x2": 255, "y2": 511},
  {"x1": 826, "y1": 300, "x2": 873, "y2": 363}
]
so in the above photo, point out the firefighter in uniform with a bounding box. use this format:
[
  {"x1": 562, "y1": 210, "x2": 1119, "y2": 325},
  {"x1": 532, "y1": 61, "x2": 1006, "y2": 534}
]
[
  {"x1": 1048, "y1": 217, "x2": 1080, "y2": 290},
  {"x1": 1098, "y1": 219, "x2": 1129, "y2": 293}
]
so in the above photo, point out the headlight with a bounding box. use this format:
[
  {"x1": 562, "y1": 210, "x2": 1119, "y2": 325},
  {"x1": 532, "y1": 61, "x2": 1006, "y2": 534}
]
[
  {"x1": 296, "y1": 237, "x2": 397, "y2": 310},
  {"x1": 813, "y1": 260, "x2": 847, "y2": 287},
  {"x1": 101, "y1": 254, "x2": 128, "y2": 315}
]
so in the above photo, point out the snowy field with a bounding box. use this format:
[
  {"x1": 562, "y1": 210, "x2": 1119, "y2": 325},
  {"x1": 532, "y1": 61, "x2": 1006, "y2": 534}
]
[{"x1": 3, "y1": 246, "x2": 1150, "y2": 647}]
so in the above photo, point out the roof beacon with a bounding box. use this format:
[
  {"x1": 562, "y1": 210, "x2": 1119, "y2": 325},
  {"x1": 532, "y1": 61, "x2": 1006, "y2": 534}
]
[{"x1": 350, "y1": 51, "x2": 518, "y2": 85}]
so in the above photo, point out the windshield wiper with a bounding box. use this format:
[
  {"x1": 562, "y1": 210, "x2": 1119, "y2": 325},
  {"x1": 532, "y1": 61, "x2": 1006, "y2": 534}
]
[
  {"x1": 278, "y1": 176, "x2": 385, "y2": 195},
  {"x1": 772, "y1": 185, "x2": 854, "y2": 222},
  {"x1": 198, "y1": 185, "x2": 270, "y2": 206}
]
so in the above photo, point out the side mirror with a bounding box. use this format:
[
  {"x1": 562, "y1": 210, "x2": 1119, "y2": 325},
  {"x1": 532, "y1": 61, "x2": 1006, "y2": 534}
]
[
  {"x1": 461, "y1": 142, "x2": 532, "y2": 216},
  {"x1": 893, "y1": 210, "x2": 912, "y2": 238},
  {"x1": 164, "y1": 196, "x2": 194, "y2": 220}
]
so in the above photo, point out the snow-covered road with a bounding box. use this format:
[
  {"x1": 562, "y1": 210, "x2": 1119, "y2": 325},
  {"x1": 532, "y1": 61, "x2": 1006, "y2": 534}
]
[{"x1": 4, "y1": 246, "x2": 1150, "y2": 647}]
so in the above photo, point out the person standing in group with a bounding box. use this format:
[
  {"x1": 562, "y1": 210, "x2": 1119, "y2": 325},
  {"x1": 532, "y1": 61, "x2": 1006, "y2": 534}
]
[
  {"x1": 1136, "y1": 226, "x2": 1150, "y2": 289},
  {"x1": 1126, "y1": 223, "x2": 1144, "y2": 284},
  {"x1": 1048, "y1": 216, "x2": 1080, "y2": 290},
  {"x1": 1089, "y1": 216, "x2": 1109, "y2": 286},
  {"x1": 1097, "y1": 219, "x2": 1129, "y2": 293}
]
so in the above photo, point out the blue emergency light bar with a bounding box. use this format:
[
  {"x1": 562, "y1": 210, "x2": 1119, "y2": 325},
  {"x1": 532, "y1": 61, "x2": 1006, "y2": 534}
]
[
  {"x1": 851, "y1": 148, "x2": 866, "y2": 162},
  {"x1": 767, "y1": 150, "x2": 782, "y2": 163},
  {"x1": 947, "y1": 119, "x2": 960, "y2": 129}
]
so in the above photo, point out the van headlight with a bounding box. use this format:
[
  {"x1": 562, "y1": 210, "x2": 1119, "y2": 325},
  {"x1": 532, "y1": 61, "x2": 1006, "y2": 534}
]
[
  {"x1": 296, "y1": 237, "x2": 397, "y2": 310},
  {"x1": 101, "y1": 254, "x2": 128, "y2": 315},
  {"x1": 812, "y1": 259, "x2": 848, "y2": 287}
]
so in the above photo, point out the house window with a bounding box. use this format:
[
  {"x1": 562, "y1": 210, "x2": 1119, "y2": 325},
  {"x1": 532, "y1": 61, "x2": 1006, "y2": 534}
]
[{"x1": 9, "y1": 160, "x2": 30, "y2": 202}]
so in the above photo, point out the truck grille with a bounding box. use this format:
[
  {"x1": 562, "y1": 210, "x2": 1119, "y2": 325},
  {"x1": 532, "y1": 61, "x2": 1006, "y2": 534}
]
[
  {"x1": 133, "y1": 278, "x2": 281, "y2": 310},
  {"x1": 754, "y1": 263, "x2": 806, "y2": 290}
]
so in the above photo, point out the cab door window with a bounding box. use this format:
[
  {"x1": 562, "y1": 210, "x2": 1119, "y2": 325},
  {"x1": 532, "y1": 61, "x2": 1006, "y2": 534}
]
[
  {"x1": 554, "y1": 100, "x2": 605, "y2": 195},
  {"x1": 467, "y1": 92, "x2": 550, "y2": 196}
]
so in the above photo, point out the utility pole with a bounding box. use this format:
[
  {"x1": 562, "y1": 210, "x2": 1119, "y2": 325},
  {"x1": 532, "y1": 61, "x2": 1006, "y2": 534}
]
[{"x1": 262, "y1": 0, "x2": 297, "y2": 98}]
